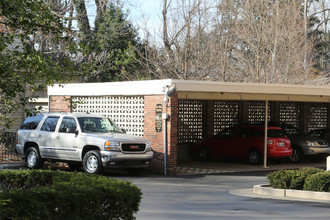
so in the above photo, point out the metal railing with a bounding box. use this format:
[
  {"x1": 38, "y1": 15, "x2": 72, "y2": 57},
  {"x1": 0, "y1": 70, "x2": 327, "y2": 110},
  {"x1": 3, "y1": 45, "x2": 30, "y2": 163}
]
[{"x1": 0, "y1": 132, "x2": 22, "y2": 163}]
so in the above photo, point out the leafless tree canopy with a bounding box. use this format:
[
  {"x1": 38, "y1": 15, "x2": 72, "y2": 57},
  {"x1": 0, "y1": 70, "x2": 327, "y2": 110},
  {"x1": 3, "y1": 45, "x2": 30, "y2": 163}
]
[{"x1": 139, "y1": 0, "x2": 322, "y2": 84}]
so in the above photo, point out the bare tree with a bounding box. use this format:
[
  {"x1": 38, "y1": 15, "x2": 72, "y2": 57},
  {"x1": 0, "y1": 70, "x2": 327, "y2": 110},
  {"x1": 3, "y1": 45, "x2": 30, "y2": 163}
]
[
  {"x1": 310, "y1": 0, "x2": 330, "y2": 71},
  {"x1": 139, "y1": 0, "x2": 314, "y2": 84},
  {"x1": 139, "y1": 0, "x2": 225, "y2": 80}
]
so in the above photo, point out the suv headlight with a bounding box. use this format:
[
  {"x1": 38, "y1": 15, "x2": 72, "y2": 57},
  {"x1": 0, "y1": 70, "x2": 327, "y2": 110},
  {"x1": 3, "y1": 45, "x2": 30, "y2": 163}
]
[
  {"x1": 104, "y1": 141, "x2": 121, "y2": 151},
  {"x1": 306, "y1": 141, "x2": 319, "y2": 147},
  {"x1": 146, "y1": 142, "x2": 152, "y2": 152}
]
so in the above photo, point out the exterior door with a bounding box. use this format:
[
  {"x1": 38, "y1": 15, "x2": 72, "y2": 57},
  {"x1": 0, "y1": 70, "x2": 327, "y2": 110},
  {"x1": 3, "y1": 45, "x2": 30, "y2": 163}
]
[
  {"x1": 38, "y1": 116, "x2": 60, "y2": 158},
  {"x1": 53, "y1": 117, "x2": 79, "y2": 160}
]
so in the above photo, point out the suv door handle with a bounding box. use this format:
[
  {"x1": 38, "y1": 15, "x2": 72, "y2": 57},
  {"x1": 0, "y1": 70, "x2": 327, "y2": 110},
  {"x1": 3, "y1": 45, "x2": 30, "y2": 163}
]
[{"x1": 56, "y1": 136, "x2": 60, "y2": 139}]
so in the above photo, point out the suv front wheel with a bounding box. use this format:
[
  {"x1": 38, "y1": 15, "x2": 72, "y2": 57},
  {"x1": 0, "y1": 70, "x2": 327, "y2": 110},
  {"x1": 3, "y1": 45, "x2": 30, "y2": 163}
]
[
  {"x1": 25, "y1": 146, "x2": 44, "y2": 169},
  {"x1": 83, "y1": 150, "x2": 103, "y2": 174}
]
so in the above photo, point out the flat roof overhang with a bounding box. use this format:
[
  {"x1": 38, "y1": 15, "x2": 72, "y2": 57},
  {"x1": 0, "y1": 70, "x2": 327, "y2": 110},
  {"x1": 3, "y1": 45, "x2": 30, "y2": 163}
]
[{"x1": 48, "y1": 79, "x2": 330, "y2": 103}]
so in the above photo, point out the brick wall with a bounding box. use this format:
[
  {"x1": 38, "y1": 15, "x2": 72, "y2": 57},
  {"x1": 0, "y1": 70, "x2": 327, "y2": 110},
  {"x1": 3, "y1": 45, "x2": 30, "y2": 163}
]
[
  {"x1": 167, "y1": 93, "x2": 178, "y2": 175},
  {"x1": 144, "y1": 94, "x2": 178, "y2": 175},
  {"x1": 49, "y1": 96, "x2": 72, "y2": 112},
  {"x1": 49, "y1": 94, "x2": 179, "y2": 175}
]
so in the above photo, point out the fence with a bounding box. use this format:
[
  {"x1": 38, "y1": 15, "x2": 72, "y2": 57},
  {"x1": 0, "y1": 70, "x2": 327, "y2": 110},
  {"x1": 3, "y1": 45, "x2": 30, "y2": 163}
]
[{"x1": 0, "y1": 132, "x2": 22, "y2": 163}]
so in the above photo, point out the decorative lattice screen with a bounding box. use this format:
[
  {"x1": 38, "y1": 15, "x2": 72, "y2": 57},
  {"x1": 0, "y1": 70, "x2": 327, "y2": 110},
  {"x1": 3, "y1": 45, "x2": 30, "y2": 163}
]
[
  {"x1": 178, "y1": 100, "x2": 203, "y2": 143},
  {"x1": 279, "y1": 102, "x2": 301, "y2": 128},
  {"x1": 308, "y1": 103, "x2": 328, "y2": 132},
  {"x1": 248, "y1": 101, "x2": 271, "y2": 124},
  {"x1": 214, "y1": 101, "x2": 239, "y2": 134},
  {"x1": 72, "y1": 96, "x2": 144, "y2": 136}
]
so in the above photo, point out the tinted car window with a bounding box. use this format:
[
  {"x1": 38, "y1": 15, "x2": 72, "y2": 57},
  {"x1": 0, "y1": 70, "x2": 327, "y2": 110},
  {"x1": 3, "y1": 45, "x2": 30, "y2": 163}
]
[
  {"x1": 59, "y1": 117, "x2": 77, "y2": 133},
  {"x1": 20, "y1": 115, "x2": 44, "y2": 130},
  {"x1": 255, "y1": 129, "x2": 264, "y2": 137},
  {"x1": 284, "y1": 126, "x2": 305, "y2": 136},
  {"x1": 78, "y1": 117, "x2": 123, "y2": 133},
  {"x1": 40, "y1": 116, "x2": 59, "y2": 132},
  {"x1": 309, "y1": 130, "x2": 321, "y2": 138},
  {"x1": 268, "y1": 129, "x2": 287, "y2": 138},
  {"x1": 216, "y1": 128, "x2": 235, "y2": 138},
  {"x1": 238, "y1": 128, "x2": 257, "y2": 137}
]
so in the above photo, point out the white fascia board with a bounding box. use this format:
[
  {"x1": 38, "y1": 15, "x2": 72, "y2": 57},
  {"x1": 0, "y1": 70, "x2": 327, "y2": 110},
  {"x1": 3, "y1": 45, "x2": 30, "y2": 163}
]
[
  {"x1": 48, "y1": 79, "x2": 330, "y2": 98},
  {"x1": 48, "y1": 79, "x2": 174, "y2": 96},
  {"x1": 172, "y1": 80, "x2": 330, "y2": 97}
]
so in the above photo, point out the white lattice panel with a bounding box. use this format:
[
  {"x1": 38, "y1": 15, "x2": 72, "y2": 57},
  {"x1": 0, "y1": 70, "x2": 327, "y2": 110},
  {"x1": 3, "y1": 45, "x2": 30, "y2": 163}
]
[
  {"x1": 248, "y1": 101, "x2": 271, "y2": 124},
  {"x1": 308, "y1": 103, "x2": 328, "y2": 132},
  {"x1": 72, "y1": 96, "x2": 144, "y2": 136},
  {"x1": 279, "y1": 102, "x2": 301, "y2": 128},
  {"x1": 178, "y1": 100, "x2": 204, "y2": 143},
  {"x1": 214, "y1": 101, "x2": 239, "y2": 134}
]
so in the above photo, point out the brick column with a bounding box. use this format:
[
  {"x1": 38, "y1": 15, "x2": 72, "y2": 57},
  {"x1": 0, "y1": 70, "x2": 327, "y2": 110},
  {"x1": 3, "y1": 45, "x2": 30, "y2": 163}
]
[
  {"x1": 49, "y1": 96, "x2": 72, "y2": 112},
  {"x1": 144, "y1": 94, "x2": 178, "y2": 175},
  {"x1": 167, "y1": 93, "x2": 178, "y2": 175}
]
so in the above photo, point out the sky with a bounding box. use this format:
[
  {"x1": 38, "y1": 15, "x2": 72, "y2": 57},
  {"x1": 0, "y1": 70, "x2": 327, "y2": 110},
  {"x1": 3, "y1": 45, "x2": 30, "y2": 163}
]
[
  {"x1": 85, "y1": 0, "x2": 330, "y2": 42},
  {"x1": 125, "y1": 0, "x2": 163, "y2": 39},
  {"x1": 85, "y1": 0, "x2": 163, "y2": 40}
]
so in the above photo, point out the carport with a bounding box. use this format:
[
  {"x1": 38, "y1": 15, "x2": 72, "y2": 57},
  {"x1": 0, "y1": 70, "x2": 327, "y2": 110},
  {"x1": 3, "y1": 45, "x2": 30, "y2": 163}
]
[{"x1": 48, "y1": 79, "x2": 330, "y2": 175}]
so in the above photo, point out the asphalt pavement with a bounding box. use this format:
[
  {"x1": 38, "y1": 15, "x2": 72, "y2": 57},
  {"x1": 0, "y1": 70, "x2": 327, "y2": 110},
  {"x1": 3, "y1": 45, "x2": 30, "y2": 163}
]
[
  {"x1": 120, "y1": 172, "x2": 330, "y2": 220},
  {"x1": 1, "y1": 163, "x2": 330, "y2": 219}
]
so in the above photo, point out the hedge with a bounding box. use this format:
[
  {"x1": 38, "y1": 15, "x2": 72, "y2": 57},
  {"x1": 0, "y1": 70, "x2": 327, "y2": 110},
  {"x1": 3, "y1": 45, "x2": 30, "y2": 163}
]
[
  {"x1": 0, "y1": 170, "x2": 142, "y2": 220},
  {"x1": 267, "y1": 167, "x2": 324, "y2": 190},
  {"x1": 304, "y1": 172, "x2": 330, "y2": 192}
]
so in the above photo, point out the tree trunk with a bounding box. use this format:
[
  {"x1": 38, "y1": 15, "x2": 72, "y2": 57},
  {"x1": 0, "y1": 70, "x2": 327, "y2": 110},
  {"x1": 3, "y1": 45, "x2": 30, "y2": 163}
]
[
  {"x1": 94, "y1": 0, "x2": 108, "y2": 32},
  {"x1": 72, "y1": 0, "x2": 92, "y2": 44}
]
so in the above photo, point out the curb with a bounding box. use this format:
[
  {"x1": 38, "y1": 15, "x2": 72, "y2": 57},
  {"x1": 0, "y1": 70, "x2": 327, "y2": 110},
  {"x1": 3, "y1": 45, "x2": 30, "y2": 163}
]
[
  {"x1": 253, "y1": 184, "x2": 330, "y2": 201},
  {"x1": 0, "y1": 163, "x2": 25, "y2": 170}
]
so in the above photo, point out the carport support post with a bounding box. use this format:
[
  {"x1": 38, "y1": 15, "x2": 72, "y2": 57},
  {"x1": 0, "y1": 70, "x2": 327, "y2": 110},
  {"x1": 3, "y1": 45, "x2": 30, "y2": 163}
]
[
  {"x1": 163, "y1": 104, "x2": 168, "y2": 175},
  {"x1": 264, "y1": 100, "x2": 269, "y2": 168}
]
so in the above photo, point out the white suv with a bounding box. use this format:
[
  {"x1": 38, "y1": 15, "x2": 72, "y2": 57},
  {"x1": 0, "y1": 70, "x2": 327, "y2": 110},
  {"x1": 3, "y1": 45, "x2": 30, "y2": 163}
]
[{"x1": 16, "y1": 113, "x2": 153, "y2": 174}]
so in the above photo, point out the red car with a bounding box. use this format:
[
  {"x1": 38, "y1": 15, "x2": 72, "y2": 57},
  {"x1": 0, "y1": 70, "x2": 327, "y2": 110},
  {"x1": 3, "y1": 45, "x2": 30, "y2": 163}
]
[{"x1": 194, "y1": 125, "x2": 292, "y2": 164}]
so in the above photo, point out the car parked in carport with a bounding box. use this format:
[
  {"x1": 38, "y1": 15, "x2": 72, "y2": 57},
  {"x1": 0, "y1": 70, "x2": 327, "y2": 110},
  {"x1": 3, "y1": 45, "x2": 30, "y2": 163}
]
[
  {"x1": 308, "y1": 128, "x2": 330, "y2": 143},
  {"x1": 194, "y1": 125, "x2": 292, "y2": 165},
  {"x1": 267, "y1": 123, "x2": 330, "y2": 162}
]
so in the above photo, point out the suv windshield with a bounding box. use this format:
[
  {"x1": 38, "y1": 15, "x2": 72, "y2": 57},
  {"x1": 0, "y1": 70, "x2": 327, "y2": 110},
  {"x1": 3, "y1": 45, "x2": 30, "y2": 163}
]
[{"x1": 78, "y1": 117, "x2": 123, "y2": 133}]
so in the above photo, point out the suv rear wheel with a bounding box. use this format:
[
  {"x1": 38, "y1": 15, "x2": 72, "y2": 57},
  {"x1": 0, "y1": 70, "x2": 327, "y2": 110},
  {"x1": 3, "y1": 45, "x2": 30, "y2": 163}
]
[
  {"x1": 25, "y1": 146, "x2": 44, "y2": 169},
  {"x1": 83, "y1": 150, "x2": 103, "y2": 174}
]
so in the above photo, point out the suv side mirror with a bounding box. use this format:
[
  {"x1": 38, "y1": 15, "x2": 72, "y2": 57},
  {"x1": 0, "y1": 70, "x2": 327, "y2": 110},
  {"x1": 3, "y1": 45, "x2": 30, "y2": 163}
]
[{"x1": 121, "y1": 128, "x2": 127, "y2": 134}]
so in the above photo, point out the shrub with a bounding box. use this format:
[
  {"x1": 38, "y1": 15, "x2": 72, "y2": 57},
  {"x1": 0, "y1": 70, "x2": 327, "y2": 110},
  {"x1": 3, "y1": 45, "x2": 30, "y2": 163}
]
[
  {"x1": 267, "y1": 169, "x2": 295, "y2": 189},
  {"x1": 267, "y1": 167, "x2": 324, "y2": 190},
  {"x1": 304, "y1": 171, "x2": 330, "y2": 192},
  {"x1": 0, "y1": 170, "x2": 142, "y2": 219}
]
